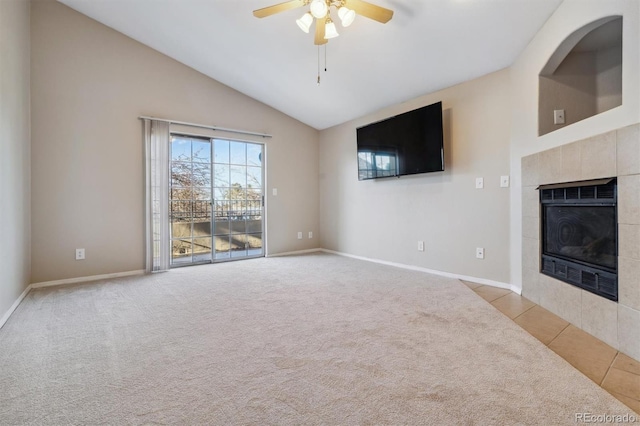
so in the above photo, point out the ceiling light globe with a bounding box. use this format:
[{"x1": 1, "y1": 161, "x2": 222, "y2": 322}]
[
  {"x1": 310, "y1": 0, "x2": 328, "y2": 19},
  {"x1": 338, "y1": 7, "x2": 355, "y2": 27},
  {"x1": 296, "y1": 12, "x2": 313, "y2": 33},
  {"x1": 324, "y1": 20, "x2": 339, "y2": 39}
]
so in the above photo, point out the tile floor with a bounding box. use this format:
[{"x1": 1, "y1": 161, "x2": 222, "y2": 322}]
[{"x1": 462, "y1": 280, "x2": 640, "y2": 414}]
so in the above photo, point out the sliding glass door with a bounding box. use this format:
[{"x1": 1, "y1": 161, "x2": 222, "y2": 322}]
[{"x1": 170, "y1": 136, "x2": 264, "y2": 266}]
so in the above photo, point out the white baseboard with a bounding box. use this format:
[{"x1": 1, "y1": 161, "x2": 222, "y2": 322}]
[
  {"x1": 509, "y1": 284, "x2": 522, "y2": 295},
  {"x1": 267, "y1": 248, "x2": 322, "y2": 258},
  {"x1": 320, "y1": 249, "x2": 518, "y2": 293},
  {"x1": 30, "y1": 270, "x2": 146, "y2": 289},
  {"x1": 0, "y1": 285, "x2": 32, "y2": 330}
]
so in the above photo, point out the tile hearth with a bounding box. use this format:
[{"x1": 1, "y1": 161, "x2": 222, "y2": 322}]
[{"x1": 462, "y1": 280, "x2": 640, "y2": 414}]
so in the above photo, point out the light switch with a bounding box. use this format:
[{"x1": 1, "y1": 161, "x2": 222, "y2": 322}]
[
  {"x1": 272, "y1": 188, "x2": 278, "y2": 196},
  {"x1": 500, "y1": 175, "x2": 510, "y2": 188},
  {"x1": 475, "y1": 177, "x2": 484, "y2": 189},
  {"x1": 554, "y1": 109, "x2": 565, "y2": 125}
]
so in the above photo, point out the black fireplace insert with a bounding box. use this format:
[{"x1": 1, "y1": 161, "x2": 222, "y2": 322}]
[{"x1": 539, "y1": 178, "x2": 617, "y2": 301}]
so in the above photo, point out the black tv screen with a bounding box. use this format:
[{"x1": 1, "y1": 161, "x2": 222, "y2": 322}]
[{"x1": 356, "y1": 101, "x2": 444, "y2": 180}]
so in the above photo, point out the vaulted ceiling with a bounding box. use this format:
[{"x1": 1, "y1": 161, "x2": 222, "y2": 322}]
[{"x1": 58, "y1": 0, "x2": 563, "y2": 130}]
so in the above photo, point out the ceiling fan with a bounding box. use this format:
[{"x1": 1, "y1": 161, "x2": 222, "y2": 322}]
[{"x1": 253, "y1": 0, "x2": 394, "y2": 45}]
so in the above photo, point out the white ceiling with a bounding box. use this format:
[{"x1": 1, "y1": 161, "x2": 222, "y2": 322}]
[{"x1": 58, "y1": 0, "x2": 563, "y2": 130}]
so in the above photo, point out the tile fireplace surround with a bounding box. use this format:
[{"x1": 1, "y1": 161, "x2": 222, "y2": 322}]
[{"x1": 521, "y1": 123, "x2": 640, "y2": 363}]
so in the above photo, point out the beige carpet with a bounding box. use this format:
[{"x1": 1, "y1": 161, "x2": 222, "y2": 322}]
[{"x1": 0, "y1": 253, "x2": 634, "y2": 424}]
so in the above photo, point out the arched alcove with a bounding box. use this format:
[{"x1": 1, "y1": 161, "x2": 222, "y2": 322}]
[{"x1": 538, "y1": 16, "x2": 622, "y2": 136}]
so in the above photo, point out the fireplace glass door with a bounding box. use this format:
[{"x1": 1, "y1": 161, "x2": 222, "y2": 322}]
[
  {"x1": 543, "y1": 205, "x2": 617, "y2": 271},
  {"x1": 539, "y1": 179, "x2": 618, "y2": 301}
]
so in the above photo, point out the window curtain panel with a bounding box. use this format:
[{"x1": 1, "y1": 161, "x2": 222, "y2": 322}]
[{"x1": 144, "y1": 119, "x2": 171, "y2": 272}]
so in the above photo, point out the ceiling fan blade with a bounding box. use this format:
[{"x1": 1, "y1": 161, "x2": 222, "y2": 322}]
[
  {"x1": 347, "y1": 0, "x2": 393, "y2": 23},
  {"x1": 253, "y1": 0, "x2": 304, "y2": 18},
  {"x1": 314, "y1": 18, "x2": 327, "y2": 45}
]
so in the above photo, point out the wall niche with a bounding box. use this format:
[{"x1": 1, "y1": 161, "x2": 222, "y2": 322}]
[{"x1": 539, "y1": 16, "x2": 622, "y2": 136}]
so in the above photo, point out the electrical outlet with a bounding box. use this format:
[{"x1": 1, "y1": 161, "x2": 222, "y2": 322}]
[
  {"x1": 475, "y1": 177, "x2": 484, "y2": 189},
  {"x1": 75, "y1": 248, "x2": 85, "y2": 260},
  {"x1": 297, "y1": 232, "x2": 303, "y2": 240},
  {"x1": 308, "y1": 231, "x2": 313, "y2": 239},
  {"x1": 500, "y1": 175, "x2": 510, "y2": 188},
  {"x1": 554, "y1": 109, "x2": 565, "y2": 125},
  {"x1": 418, "y1": 241, "x2": 425, "y2": 252},
  {"x1": 476, "y1": 247, "x2": 484, "y2": 259}
]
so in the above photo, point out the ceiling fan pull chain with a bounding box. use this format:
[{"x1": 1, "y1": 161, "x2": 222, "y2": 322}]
[
  {"x1": 317, "y1": 45, "x2": 321, "y2": 85},
  {"x1": 324, "y1": 44, "x2": 327, "y2": 72}
]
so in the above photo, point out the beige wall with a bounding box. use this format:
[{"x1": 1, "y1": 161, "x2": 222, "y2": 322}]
[
  {"x1": 538, "y1": 47, "x2": 623, "y2": 136},
  {"x1": 30, "y1": 0, "x2": 319, "y2": 283},
  {"x1": 510, "y1": 0, "x2": 640, "y2": 289},
  {"x1": 319, "y1": 69, "x2": 511, "y2": 284},
  {"x1": 596, "y1": 45, "x2": 623, "y2": 113},
  {"x1": 539, "y1": 52, "x2": 598, "y2": 136},
  {"x1": 0, "y1": 0, "x2": 31, "y2": 319}
]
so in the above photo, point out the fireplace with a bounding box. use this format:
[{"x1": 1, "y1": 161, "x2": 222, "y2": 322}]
[{"x1": 539, "y1": 178, "x2": 618, "y2": 301}]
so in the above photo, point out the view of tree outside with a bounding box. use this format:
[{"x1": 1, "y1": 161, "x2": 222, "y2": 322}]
[{"x1": 170, "y1": 137, "x2": 263, "y2": 264}]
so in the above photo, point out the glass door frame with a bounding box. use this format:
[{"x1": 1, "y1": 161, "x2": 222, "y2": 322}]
[{"x1": 169, "y1": 133, "x2": 266, "y2": 267}]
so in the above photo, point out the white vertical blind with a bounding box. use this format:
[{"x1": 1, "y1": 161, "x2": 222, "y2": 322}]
[{"x1": 144, "y1": 119, "x2": 171, "y2": 272}]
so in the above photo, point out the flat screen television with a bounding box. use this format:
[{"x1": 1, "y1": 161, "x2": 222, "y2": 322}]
[{"x1": 356, "y1": 101, "x2": 444, "y2": 180}]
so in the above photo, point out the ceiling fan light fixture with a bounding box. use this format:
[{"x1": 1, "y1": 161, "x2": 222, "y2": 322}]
[
  {"x1": 324, "y1": 18, "x2": 339, "y2": 39},
  {"x1": 338, "y1": 7, "x2": 355, "y2": 27},
  {"x1": 296, "y1": 12, "x2": 313, "y2": 33},
  {"x1": 309, "y1": 0, "x2": 328, "y2": 19}
]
